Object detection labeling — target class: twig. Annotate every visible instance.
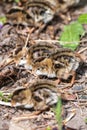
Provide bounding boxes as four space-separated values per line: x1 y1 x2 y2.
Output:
0 58 14 70
25 27 35 47
13 106 49 122
13 111 41 122
35 39 60 43
13 115 39 122
63 109 76 125
0 100 49 122
35 39 87 44
78 47 87 54
27 69 38 78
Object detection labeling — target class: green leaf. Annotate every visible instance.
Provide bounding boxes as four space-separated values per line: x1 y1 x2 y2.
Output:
46 126 51 130
0 16 7 24
60 21 85 50
78 14 87 24
85 118 87 124
0 91 4 97
0 91 12 102
14 0 20 3
0 91 6 101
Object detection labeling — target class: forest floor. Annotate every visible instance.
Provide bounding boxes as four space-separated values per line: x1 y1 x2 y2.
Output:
0 1 87 130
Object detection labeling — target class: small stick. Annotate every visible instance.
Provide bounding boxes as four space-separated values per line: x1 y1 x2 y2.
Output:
13 106 49 122
0 59 14 70
78 47 87 54
25 27 35 47
35 39 87 44
13 111 41 122
63 109 76 125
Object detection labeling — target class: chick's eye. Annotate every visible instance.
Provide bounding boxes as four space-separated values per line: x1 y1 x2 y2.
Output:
54 64 62 69
40 10 45 15
34 96 42 102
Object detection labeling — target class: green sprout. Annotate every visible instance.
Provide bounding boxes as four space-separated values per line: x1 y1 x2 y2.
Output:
14 0 20 3
85 118 87 124
0 91 12 102
54 97 62 130
46 126 51 130
0 16 7 24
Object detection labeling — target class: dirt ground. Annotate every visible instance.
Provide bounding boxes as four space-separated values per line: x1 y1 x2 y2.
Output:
0 1 87 130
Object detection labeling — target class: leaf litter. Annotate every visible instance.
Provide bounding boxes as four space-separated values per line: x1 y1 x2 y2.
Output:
0 1 87 130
